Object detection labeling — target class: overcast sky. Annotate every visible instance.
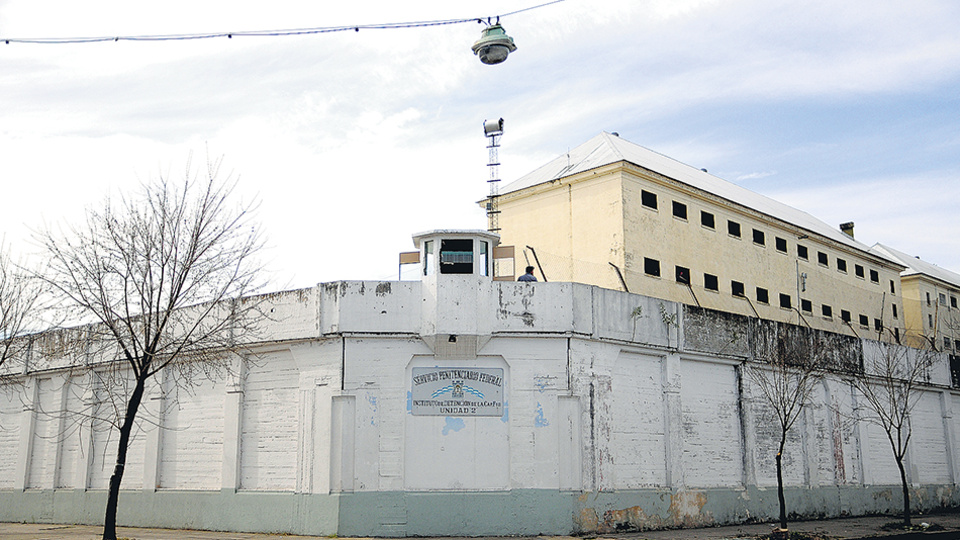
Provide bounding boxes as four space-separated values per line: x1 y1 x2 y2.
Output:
2 0 959 289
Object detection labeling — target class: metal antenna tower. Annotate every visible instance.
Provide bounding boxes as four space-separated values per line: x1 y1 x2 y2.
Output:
483 118 504 233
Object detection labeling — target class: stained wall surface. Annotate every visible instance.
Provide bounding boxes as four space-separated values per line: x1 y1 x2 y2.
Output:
0 279 958 536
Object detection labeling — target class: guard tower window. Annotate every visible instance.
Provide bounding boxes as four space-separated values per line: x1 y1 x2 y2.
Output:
676 266 690 285
644 257 661 277
424 240 435 275
479 241 489 276
641 190 658 210
672 201 687 220
439 239 474 274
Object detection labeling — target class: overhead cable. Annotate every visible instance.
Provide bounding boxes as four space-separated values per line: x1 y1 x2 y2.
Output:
1 0 564 45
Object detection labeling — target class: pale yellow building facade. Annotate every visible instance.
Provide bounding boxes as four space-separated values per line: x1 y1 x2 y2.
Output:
874 243 960 354
494 132 905 341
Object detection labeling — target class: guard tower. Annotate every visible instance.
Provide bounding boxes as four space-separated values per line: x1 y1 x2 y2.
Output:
410 229 502 343
412 229 500 278
400 230 516 281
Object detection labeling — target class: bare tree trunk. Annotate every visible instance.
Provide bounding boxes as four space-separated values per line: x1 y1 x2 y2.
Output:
896 456 911 527
102 375 146 540
776 434 787 530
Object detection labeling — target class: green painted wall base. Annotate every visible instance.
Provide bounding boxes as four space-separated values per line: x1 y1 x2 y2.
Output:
1 484 957 536
0 489 338 536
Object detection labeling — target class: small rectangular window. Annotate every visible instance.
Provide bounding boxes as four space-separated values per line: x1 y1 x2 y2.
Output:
641 190 658 210
775 237 787 253
672 201 687 220
675 266 690 284
701 211 715 229
891 280 897 295
752 229 765 246
797 245 808 260
822 305 833 318
841 310 851 322
756 287 769 304
945 337 952 350
859 314 869 327
875 318 883 332
732 281 745 297
801 299 812 313
940 293 948 305
929 314 934 327
870 269 879 283
927 292 932 306
779 293 791 309
952 296 958 309
837 258 847 272
892 304 898 319
855 265 865 278
644 257 661 277
818 251 828 266
704 273 718 291
955 339 960 351
728 220 741 238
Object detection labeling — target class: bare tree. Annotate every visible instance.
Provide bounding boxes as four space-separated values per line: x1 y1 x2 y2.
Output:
744 323 828 533
846 340 938 528
35 156 265 540
0 242 41 377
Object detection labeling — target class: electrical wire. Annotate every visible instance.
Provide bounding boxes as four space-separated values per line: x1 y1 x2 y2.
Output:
1 0 565 45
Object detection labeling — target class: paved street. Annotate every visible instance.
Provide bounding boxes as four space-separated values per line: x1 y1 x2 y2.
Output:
3 512 960 540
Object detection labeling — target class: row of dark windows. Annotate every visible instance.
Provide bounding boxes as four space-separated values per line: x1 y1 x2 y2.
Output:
640 189 894 293
643 256 894 332
927 291 960 309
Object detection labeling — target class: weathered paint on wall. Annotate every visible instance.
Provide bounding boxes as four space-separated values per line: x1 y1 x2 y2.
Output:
1 265 958 536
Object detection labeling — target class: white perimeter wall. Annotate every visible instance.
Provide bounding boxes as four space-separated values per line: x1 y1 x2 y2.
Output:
1 281 959 532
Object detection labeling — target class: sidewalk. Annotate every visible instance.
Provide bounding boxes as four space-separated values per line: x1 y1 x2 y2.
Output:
3 513 960 540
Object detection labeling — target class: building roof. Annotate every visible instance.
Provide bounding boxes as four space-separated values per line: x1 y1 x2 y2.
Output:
500 132 902 268
872 243 960 289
